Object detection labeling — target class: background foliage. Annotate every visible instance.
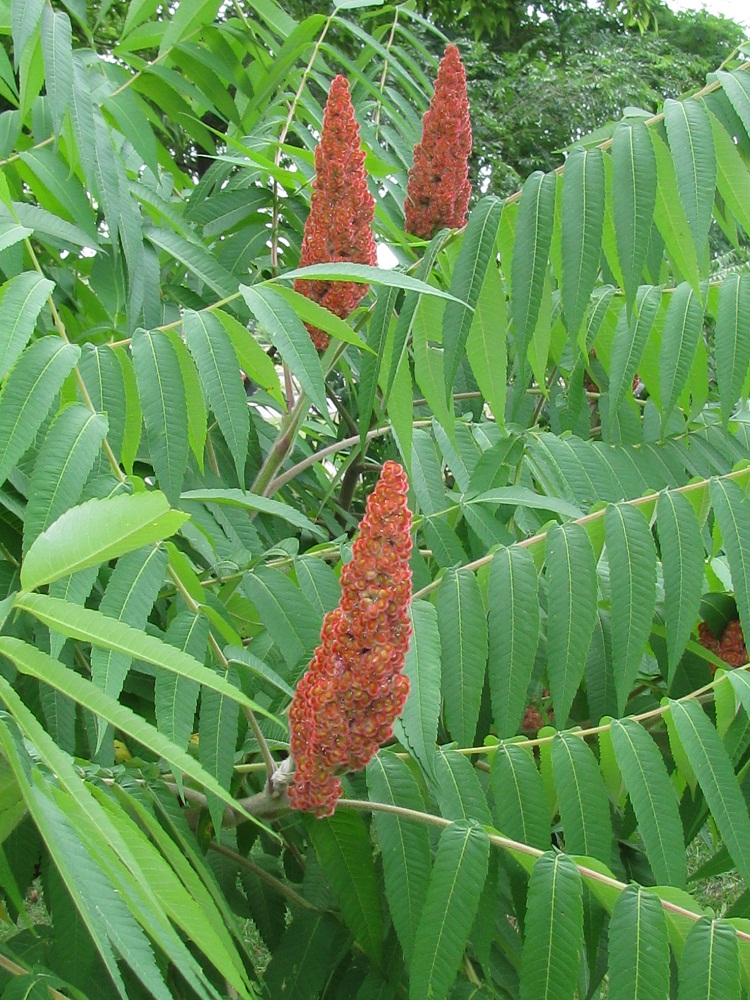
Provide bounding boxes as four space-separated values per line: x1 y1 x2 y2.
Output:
2 0 750 998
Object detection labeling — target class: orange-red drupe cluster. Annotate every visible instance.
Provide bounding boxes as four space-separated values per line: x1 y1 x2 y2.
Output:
698 619 748 670
294 75 376 350
288 461 413 817
405 45 472 239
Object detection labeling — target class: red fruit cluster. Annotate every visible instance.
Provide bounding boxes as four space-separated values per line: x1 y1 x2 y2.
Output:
698 619 748 670
288 461 413 817
294 76 377 350
405 45 472 239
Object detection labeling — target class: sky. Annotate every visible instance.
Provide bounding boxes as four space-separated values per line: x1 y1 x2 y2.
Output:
668 0 749 28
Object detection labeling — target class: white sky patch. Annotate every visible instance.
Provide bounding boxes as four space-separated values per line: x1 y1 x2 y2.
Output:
667 0 749 28
376 242 399 269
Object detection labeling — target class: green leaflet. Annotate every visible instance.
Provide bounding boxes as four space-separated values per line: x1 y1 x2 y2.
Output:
278 261 466 303
0 336 80 490
487 545 540 738
607 886 670 1000
710 478 750 644
155 611 206 749
651 131 701 295
23 405 107 555
307 810 383 966
465 259 507 424
545 522 598 725
242 566 320 670
491 744 549 851
131 328 190 504
432 749 493 826
393 600 441 780
717 70 750 149
77 343 127 467
519 851 583 1000
670 700 750 888
413 294 454 436
21 492 188 591
677 919 741 1000
162 326 208 473
358 284 398 450
0 639 270 828
183 309 250 484
710 109 750 241
612 119 657 312
181 487 324 539
213 307 283 404
409 822 490 1000
610 720 686 887
145 226 237 300
604 504 657 712
663 97 716 260
91 546 168 751
0 271 55 379
551 733 613 866
560 146 605 342
607 284 661 426
656 490 705 677
240 284 327 416
659 282 705 421
366 752 432 965
40 5 73 135
442 195 503 395
511 170 556 365
715 273 750 426
199 667 240 835
271 283 371 350
437 568 487 748
12 592 278 725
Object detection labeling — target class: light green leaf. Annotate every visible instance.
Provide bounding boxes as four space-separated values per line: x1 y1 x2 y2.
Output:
0 638 269 828
659 282 705 420
0 272 55 380
307 810 383 966
608 886 670 1000
545 522 597 725
131 329 190 504
607 284 661 423
519 851 583 1000
432 748 493 826
561 146 605 341
551 732 613 865
465 259 507 423
715 274 750 425
242 566 320 669
612 119 657 311
657 490 705 676
605 504 657 712
23 405 107 555
144 226 237 300
155 611 207 749
611 719 686 886
409 822 490 1000
393 601 441 780
487 545 540 738
442 195 503 394
13 592 278 729
21 492 187 591
366 751 431 964
718 71 750 145
491 744 549 850
200 668 241 835
437 569 487 747
511 170 556 363
40 5 73 135
651 130 701 294
663 98 716 259
270 283 371 350
11 0 44 65
710 109 750 241
710 478 750 646
183 310 249 483
278 262 466 303
670 699 750 888
0 337 80 490
240 284 327 415
181 488 324 539
677 919 741 1000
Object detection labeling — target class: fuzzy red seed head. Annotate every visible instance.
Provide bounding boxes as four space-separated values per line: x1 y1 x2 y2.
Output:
405 45 472 240
288 461 413 817
293 75 377 350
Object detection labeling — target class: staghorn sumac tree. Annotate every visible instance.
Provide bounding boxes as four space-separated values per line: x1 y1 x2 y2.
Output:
2 2 750 999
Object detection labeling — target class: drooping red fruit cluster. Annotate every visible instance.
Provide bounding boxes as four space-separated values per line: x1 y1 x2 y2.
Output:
294 76 377 351
698 620 748 671
288 461 413 817
405 45 472 239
